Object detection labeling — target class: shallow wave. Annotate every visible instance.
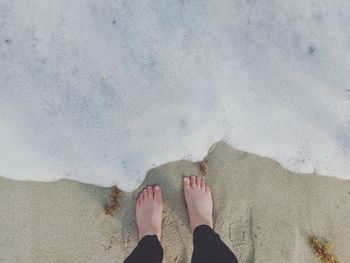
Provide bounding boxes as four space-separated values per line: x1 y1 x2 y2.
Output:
0 0 349 191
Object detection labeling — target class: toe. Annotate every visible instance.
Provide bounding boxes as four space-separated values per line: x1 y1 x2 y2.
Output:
139 192 144 201
147 186 153 198
154 185 162 201
183 177 190 187
143 188 148 199
137 195 142 205
196 176 201 187
190 176 196 187
201 179 206 189
205 185 212 194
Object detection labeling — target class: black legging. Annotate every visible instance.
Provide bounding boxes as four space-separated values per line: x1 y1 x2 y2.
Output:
124 224 238 263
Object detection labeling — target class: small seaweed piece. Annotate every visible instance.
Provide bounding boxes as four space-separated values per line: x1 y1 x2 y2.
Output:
102 244 112 251
104 185 121 216
199 159 208 176
309 235 338 263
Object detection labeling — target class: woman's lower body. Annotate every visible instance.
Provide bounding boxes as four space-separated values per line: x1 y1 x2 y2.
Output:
123 176 238 263
124 224 238 263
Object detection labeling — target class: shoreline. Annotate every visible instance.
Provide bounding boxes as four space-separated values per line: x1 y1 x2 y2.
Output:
1 142 349 262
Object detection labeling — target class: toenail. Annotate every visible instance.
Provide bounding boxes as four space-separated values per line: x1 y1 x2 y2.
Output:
154 185 160 190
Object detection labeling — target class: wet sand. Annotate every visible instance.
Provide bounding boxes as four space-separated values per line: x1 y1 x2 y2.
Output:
1 141 349 262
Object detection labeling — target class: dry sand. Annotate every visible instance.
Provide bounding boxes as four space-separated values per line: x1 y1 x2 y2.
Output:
0 141 349 262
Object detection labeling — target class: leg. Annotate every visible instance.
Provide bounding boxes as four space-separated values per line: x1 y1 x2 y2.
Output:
124 185 164 263
192 224 238 263
124 235 163 263
183 176 238 263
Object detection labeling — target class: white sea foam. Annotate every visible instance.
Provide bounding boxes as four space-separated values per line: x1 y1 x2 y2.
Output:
0 0 349 191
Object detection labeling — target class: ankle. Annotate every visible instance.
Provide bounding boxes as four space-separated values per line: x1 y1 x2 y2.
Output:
191 218 213 233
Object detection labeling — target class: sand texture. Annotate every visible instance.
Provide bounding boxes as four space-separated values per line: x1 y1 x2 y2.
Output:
0 141 349 262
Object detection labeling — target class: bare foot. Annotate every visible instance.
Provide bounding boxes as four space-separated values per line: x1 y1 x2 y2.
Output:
183 176 213 233
136 185 163 241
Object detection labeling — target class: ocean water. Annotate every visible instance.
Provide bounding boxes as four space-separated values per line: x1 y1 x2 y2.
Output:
0 0 349 191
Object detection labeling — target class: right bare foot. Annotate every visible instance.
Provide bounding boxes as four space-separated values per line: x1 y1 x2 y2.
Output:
183 175 213 233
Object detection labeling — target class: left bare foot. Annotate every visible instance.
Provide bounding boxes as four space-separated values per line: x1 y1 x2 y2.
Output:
136 185 163 241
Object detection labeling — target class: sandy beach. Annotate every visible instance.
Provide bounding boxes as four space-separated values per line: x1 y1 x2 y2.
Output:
1 141 349 262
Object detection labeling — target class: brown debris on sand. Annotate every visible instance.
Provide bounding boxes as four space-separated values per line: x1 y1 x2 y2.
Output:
104 185 121 216
309 235 338 263
199 159 208 176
